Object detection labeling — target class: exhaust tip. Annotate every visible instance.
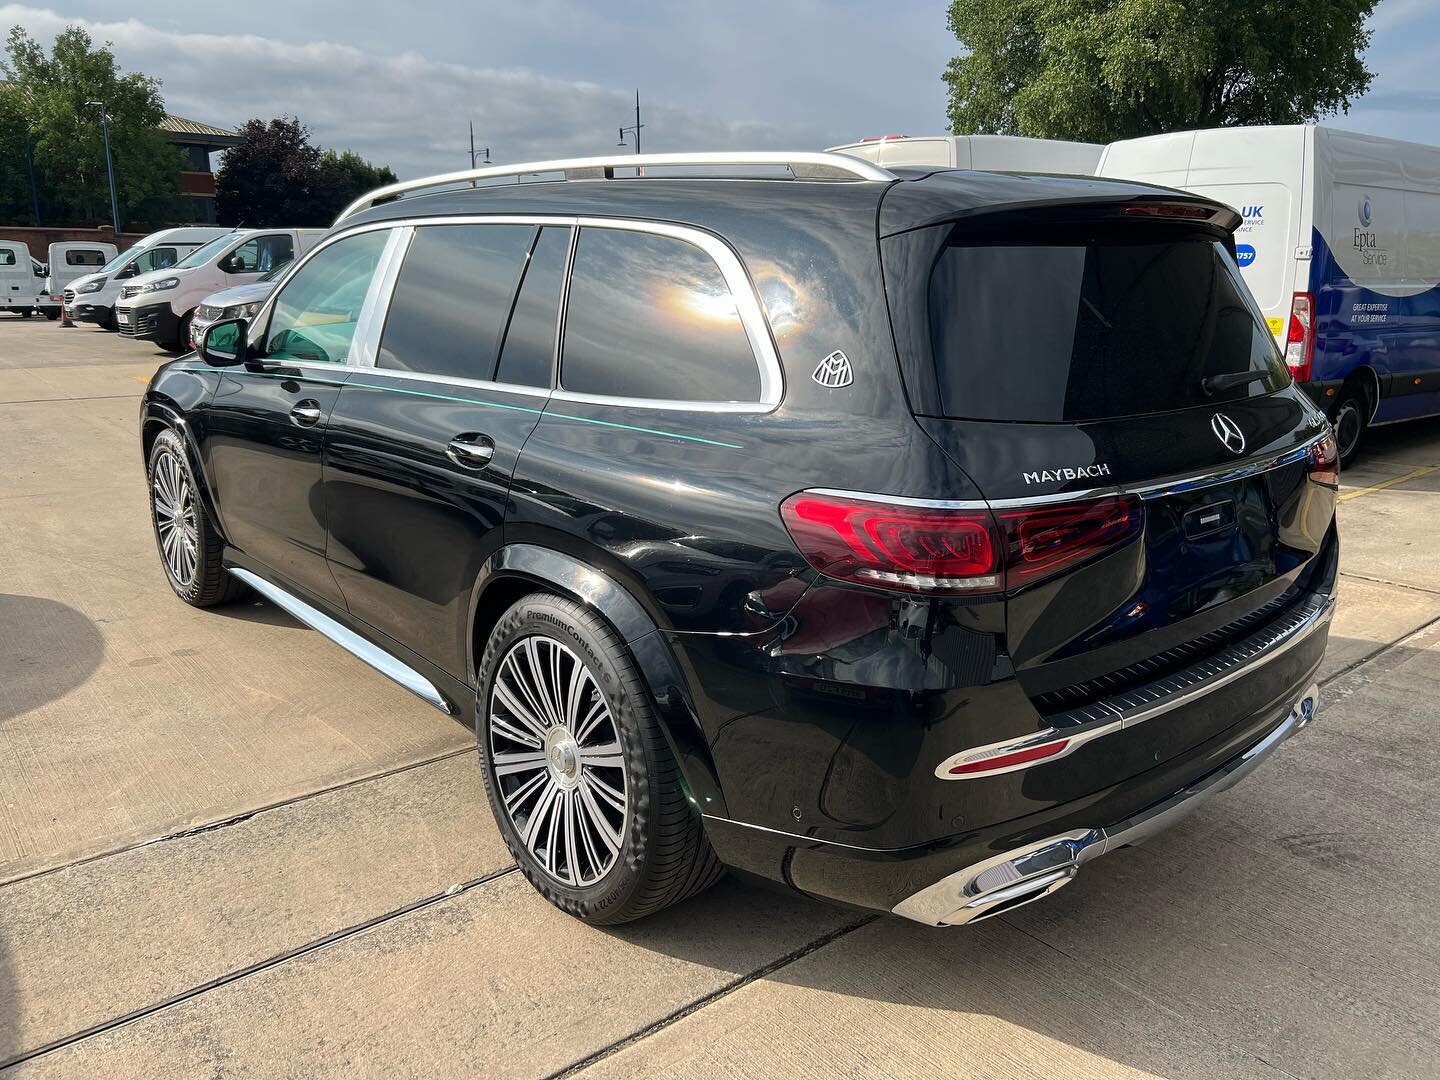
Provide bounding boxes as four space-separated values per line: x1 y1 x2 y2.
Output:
1294 683 1321 729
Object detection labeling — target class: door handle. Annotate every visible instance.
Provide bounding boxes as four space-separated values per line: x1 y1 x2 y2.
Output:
290 400 323 427
446 433 495 469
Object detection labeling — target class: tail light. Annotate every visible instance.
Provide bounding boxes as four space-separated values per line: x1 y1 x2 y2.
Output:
1308 432 1340 486
1285 292 1316 383
780 491 1142 595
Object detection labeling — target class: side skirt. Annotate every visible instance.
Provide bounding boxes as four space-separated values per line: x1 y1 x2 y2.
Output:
228 566 458 716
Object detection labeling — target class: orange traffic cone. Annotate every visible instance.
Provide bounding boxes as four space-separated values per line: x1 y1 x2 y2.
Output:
58 300 74 328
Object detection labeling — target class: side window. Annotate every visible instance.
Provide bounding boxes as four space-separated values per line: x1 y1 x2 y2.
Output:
378 223 534 380
561 228 760 402
223 239 260 273
263 230 390 364
495 226 570 387
0 249 14 266
66 249 107 266
137 247 179 273
258 235 294 271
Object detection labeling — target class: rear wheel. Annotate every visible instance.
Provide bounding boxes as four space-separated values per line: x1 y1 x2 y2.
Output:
147 428 244 607
477 594 722 924
20 308 32 318
1332 387 1368 468
175 309 195 350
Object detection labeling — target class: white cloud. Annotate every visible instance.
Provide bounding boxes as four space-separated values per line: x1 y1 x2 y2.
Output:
0 3 825 177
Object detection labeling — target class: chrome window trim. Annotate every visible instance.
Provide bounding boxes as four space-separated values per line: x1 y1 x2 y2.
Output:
341 364 552 400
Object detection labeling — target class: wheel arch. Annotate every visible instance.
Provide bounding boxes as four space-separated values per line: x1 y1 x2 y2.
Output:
468 543 727 817
1339 364 1382 424
141 400 228 546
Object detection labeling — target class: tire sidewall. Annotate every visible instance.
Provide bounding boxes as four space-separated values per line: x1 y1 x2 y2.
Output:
147 429 207 604
476 596 655 920
1333 392 1366 466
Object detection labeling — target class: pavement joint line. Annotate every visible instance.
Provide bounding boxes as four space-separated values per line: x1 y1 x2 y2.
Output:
0 393 145 405
546 913 878 1079
1318 608 1440 691
0 864 523 1072
1338 462 1440 502
1338 570 1440 596
0 744 478 891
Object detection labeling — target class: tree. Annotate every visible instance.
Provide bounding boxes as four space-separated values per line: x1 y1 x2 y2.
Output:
215 118 396 227
1 25 184 226
943 0 1379 143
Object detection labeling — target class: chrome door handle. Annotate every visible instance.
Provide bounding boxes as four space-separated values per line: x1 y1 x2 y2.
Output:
446 434 495 469
290 400 323 427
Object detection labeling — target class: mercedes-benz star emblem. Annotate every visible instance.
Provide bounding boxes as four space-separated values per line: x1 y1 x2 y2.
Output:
1211 412 1246 455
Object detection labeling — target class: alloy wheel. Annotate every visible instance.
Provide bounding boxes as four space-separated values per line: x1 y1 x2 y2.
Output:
488 634 628 887
152 450 199 587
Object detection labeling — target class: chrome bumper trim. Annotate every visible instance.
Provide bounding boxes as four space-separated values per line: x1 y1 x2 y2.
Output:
228 567 455 715
897 681 1321 926
935 589 1335 780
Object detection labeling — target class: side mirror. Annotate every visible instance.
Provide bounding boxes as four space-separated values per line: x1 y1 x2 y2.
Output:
198 318 249 366
117 263 137 279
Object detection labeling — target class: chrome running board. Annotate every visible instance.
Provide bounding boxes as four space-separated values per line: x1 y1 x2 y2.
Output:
228 567 455 715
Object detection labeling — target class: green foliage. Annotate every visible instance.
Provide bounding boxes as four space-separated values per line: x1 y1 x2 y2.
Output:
943 0 1380 142
1 24 186 226
215 118 397 227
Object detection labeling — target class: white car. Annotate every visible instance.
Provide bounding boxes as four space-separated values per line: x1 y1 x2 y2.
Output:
114 228 325 347
65 227 228 329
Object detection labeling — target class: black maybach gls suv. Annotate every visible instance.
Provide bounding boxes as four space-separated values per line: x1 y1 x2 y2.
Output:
140 152 1339 927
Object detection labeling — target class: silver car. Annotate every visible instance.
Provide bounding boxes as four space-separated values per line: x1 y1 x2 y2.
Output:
187 259 292 349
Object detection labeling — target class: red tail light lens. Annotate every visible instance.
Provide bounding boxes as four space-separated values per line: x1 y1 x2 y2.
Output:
780 492 1143 594
779 493 1001 594
1308 432 1340 486
1285 292 1315 383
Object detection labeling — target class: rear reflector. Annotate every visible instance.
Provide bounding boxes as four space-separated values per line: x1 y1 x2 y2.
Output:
780 491 1142 595
944 738 1070 777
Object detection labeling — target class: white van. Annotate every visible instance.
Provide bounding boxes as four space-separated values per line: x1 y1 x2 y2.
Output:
0 240 53 318
115 228 326 347
827 134 1104 174
64 227 229 329
43 241 118 298
1097 125 1440 463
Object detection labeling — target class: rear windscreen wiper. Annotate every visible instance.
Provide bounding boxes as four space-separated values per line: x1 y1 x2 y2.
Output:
1202 369 1272 396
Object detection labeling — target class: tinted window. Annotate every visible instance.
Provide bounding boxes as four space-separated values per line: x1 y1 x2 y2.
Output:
928 238 1288 422
561 229 760 402
495 226 569 387
379 224 534 380
65 249 107 266
264 230 389 364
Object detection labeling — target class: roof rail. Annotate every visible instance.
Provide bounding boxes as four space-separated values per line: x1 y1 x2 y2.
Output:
334 151 897 223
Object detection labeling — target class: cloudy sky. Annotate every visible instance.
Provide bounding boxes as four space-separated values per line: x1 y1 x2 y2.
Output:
3 1 1437 179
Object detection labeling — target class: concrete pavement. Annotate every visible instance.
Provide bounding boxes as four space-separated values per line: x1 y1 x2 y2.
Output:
2 314 1438 1078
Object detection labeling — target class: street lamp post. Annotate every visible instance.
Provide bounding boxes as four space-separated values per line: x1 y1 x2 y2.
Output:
468 121 491 169
85 100 121 236
617 90 643 155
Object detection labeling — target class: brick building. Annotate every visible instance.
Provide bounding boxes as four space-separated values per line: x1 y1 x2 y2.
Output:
160 114 243 224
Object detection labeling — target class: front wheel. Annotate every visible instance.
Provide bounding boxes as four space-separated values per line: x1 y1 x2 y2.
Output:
175 309 195 350
147 428 245 607
1332 388 1368 468
477 594 723 924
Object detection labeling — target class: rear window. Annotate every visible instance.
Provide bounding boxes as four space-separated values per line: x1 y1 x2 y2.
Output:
928 237 1288 422
65 249 107 266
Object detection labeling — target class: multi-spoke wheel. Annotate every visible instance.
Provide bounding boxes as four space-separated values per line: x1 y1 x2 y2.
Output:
477 593 724 924
146 428 245 607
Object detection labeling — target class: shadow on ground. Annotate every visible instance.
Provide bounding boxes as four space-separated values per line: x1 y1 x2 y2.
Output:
0 594 106 1064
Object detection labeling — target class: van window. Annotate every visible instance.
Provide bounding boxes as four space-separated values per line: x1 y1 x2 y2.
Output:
378 224 534 380
495 226 570 387
927 236 1289 422
561 228 760 402
65 249 107 267
263 230 390 364
0 250 14 266
134 247 179 273
225 235 294 274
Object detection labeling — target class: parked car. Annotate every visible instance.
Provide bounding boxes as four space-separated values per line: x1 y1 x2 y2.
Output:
0 240 52 318
65 227 229 329
186 258 293 349
1099 125 1440 465
116 228 324 347
141 151 1339 929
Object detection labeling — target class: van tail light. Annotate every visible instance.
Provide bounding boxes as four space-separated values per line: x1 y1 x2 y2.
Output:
1307 432 1340 486
1285 292 1316 383
780 492 1142 595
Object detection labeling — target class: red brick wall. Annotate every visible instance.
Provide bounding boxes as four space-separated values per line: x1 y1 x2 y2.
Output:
0 225 150 257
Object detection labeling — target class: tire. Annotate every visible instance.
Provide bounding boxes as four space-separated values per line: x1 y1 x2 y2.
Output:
175 310 195 350
20 309 33 318
477 593 723 924
1332 387 1368 468
147 428 245 607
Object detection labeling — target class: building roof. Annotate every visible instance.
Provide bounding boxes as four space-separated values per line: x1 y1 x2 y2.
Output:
160 114 243 147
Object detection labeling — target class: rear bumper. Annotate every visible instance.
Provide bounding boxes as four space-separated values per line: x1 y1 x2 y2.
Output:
894 681 1319 925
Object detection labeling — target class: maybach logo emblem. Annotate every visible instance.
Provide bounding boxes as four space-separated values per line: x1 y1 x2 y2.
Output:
812 350 853 388
1022 463 1112 485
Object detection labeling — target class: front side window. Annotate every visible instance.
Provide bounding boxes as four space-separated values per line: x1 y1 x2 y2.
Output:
65 249 107 267
263 230 390 364
135 247 179 273
224 235 294 274
561 228 760 403
378 223 534 380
